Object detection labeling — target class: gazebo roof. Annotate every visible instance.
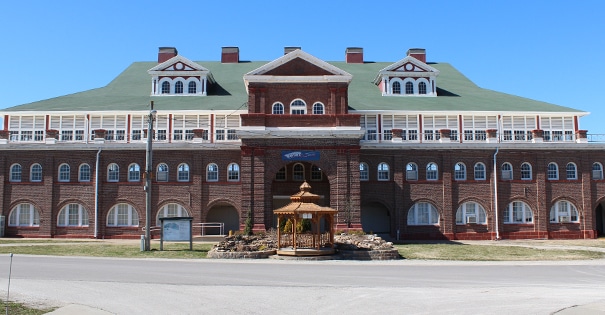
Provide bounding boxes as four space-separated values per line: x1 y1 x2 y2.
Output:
273 181 337 215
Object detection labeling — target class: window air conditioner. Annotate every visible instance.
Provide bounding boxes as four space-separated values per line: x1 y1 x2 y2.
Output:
592 170 602 180
157 172 168 182
501 171 512 180
559 216 571 223
466 216 477 224
407 171 418 180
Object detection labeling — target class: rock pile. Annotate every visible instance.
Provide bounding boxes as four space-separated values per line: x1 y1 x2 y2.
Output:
334 234 395 251
212 233 277 252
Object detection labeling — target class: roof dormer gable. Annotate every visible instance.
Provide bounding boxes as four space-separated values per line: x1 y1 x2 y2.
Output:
374 50 440 97
243 49 352 89
376 55 440 78
148 55 211 76
148 54 215 96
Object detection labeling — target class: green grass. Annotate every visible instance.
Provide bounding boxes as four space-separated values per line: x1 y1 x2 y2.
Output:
0 300 55 315
395 243 605 261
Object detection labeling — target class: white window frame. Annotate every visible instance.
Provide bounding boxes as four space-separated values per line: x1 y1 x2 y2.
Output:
426 162 438 181
566 162 577 180
592 162 604 180
128 163 140 182
407 202 439 225
377 162 390 181
455 202 487 225
107 203 140 227
58 163 70 182
293 163 305 181
207 163 219 182
520 162 532 180
501 163 513 180
30 163 42 182
8 203 40 227
79 164 91 182
156 203 189 226
359 163 369 181
548 162 559 180
178 163 190 182
312 102 324 115
406 163 418 181
454 162 466 181
57 203 89 227
272 102 284 114
228 163 240 182
290 99 307 115
156 163 169 182
549 200 579 223
10 163 22 182
474 163 486 180
107 163 119 182
503 201 533 224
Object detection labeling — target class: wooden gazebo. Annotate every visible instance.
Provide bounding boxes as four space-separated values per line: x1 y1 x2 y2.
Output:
274 181 337 256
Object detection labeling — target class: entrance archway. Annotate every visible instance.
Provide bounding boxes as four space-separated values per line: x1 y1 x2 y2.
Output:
361 202 391 234
206 205 239 235
596 204 605 236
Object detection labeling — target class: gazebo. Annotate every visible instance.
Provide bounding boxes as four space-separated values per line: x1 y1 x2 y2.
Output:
274 181 337 256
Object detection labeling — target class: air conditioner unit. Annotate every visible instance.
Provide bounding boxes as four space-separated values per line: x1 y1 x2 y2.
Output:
156 172 168 182
407 171 418 180
593 170 603 180
466 216 477 224
501 171 512 180
559 216 571 223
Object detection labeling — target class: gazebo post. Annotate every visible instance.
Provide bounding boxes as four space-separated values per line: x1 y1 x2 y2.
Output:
277 215 281 248
293 216 297 250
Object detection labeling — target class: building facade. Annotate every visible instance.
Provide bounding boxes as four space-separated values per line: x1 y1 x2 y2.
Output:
2 46 605 240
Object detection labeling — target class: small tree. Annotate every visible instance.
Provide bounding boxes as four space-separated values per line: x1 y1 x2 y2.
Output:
243 208 253 236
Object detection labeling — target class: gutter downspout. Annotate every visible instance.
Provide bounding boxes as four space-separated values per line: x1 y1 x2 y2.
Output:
94 148 102 239
493 147 500 240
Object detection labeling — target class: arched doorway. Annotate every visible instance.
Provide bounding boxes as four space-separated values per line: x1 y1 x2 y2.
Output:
206 205 239 235
596 203 605 236
361 202 391 234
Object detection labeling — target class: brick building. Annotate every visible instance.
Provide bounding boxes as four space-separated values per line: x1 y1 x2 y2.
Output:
2 46 605 240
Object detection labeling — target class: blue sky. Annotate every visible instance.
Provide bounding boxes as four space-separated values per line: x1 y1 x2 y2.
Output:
2 1 604 133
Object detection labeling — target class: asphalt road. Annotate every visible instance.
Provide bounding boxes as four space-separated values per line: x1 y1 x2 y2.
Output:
1 255 605 314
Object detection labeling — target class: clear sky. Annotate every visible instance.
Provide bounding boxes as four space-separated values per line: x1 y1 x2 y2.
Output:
2 1 604 133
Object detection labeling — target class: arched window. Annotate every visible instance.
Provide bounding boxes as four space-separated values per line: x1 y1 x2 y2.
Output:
474 163 486 180
178 163 190 182
454 162 466 180
8 203 40 227
406 163 418 181
566 162 577 180
550 200 579 223
359 163 369 181
228 163 240 181
57 203 89 227
312 102 324 115
392 81 401 94
377 162 390 181
521 162 532 180
175 81 184 94
272 102 284 114
188 81 196 94
58 163 70 182
30 163 42 182
593 162 604 180
456 202 487 224
548 162 559 180
290 99 306 115
107 203 139 227
156 163 169 182
107 163 119 182
501 162 513 180
503 201 533 224
407 202 439 225
207 163 218 182
10 164 22 182
426 162 438 180
405 81 414 94
419 82 427 95
79 164 91 182
156 203 189 226
128 163 140 182
275 167 286 181
311 165 322 181
161 81 170 94
293 163 304 181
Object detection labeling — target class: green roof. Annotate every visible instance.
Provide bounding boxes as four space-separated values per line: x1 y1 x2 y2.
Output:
3 60 585 114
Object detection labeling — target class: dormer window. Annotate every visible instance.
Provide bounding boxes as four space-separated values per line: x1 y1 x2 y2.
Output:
419 82 427 94
188 82 196 94
375 48 439 97
405 81 414 94
175 81 183 94
392 81 401 94
161 81 170 94
148 50 215 96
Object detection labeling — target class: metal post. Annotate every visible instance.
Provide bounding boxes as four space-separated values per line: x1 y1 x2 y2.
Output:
145 101 156 251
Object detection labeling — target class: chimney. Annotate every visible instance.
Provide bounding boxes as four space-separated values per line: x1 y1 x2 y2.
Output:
158 47 178 63
284 46 301 55
345 47 363 64
221 47 240 63
407 48 426 63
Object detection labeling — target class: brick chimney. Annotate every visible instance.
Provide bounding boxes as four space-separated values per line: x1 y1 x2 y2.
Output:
158 47 178 63
284 46 301 55
345 47 363 63
407 48 426 63
221 47 240 63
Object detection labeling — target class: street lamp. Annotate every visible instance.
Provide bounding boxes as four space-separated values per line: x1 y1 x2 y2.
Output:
144 102 156 251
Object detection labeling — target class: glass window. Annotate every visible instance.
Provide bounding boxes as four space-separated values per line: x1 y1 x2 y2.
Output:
156 163 169 182
312 103 324 115
8 203 40 226
377 162 390 181
128 163 140 182
177 163 190 182
30 163 42 182
79 164 91 182
521 162 532 180
359 163 369 181
290 99 306 115
407 202 439 225
501 163 513 180
107 203 139 227
107 163 119 182
474 163 486 180
419 82 427 94
161 81 170 94
406 163 418 181
207 163 218 182
156 203 189 226
503 201 533 224
228 163 240 181
566 163 577 180
175 81 184 94
188 81 196 94
275 167 286 181
405 81 414 94
392 81 401 94
293 163 304 181
548 162 559 180
455 202 487 224
58 164 70 182
311 165 322 181
593 163 603 180
272 103 284 115
550 200 579 223
454 163 466 180
57 203 89 227
427 163 438 180
10 164 22 182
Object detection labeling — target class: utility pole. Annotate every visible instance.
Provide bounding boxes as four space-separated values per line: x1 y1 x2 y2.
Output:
145 101 156 251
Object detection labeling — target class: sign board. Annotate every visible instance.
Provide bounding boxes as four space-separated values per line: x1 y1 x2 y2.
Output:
281 150 320 161
159 217 193 250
